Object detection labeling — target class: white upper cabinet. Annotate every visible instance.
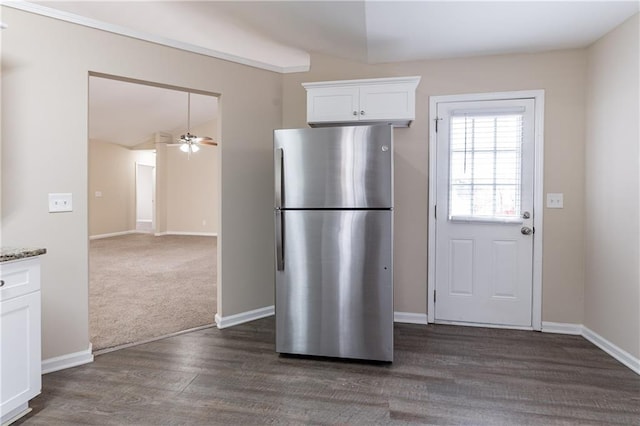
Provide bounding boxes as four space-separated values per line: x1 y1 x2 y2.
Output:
303 76 421 127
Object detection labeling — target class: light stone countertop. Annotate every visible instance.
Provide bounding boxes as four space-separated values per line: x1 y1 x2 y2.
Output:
0 247 47 263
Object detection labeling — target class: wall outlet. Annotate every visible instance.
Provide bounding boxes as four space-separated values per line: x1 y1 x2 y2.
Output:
546 193 564 209
49 193 73 212
95 191 102 198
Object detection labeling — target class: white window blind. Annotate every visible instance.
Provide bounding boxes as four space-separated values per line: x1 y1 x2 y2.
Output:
448 109 524 221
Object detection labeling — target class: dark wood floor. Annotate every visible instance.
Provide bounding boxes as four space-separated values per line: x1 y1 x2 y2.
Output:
17 317 640 425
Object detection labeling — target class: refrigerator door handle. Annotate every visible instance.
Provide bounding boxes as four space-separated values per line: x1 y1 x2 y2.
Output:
275 210 284 270
275 148 284 208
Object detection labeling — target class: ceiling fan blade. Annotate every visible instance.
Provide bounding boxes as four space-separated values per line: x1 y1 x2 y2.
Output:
191 135 218 145
166 141 217 147
196 140 218 146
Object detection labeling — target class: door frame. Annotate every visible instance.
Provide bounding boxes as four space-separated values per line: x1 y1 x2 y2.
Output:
427 90 545 330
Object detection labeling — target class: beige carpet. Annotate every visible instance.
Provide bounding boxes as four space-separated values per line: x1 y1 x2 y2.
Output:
89 233 216 351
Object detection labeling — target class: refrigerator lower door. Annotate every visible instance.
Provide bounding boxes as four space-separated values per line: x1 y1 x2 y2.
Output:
275 209 393 362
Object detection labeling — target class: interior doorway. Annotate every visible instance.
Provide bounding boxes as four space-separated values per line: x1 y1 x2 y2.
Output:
136 162 155 233
88 73 221 352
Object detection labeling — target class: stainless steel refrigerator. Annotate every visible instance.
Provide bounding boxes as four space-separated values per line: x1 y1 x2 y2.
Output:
274 125 393 362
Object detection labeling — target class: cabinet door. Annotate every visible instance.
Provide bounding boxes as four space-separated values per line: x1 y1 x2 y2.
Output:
0 292 41 417
307 86 359 124
359 83 415 122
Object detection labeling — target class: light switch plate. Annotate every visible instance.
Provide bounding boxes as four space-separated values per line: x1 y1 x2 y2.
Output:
49 193 73 212
546 193 563 209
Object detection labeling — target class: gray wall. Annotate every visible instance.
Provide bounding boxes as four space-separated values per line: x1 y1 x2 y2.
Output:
283 49 587 323
585 14 639 359
1 7 280 359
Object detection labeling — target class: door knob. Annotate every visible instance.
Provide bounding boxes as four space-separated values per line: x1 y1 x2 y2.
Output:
521 226 533 235
522 211 531 219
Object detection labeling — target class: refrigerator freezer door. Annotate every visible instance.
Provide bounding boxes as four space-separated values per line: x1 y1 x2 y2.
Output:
275 209 393 361
274 125 393 209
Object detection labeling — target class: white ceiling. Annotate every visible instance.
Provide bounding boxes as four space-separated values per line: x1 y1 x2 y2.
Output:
27 1 640 68
209 1 639 64
19 1 638 147
89 77 218 147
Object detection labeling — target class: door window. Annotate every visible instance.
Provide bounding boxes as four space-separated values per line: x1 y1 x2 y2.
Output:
448 109 524 222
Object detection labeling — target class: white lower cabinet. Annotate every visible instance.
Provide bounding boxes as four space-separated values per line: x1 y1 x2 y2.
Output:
0 257 42 425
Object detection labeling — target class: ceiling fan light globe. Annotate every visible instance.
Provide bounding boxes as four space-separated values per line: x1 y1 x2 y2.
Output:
191 144 200 153
180 143 190 153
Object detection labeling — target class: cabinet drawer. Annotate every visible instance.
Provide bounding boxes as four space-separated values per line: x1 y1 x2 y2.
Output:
0 258 41 301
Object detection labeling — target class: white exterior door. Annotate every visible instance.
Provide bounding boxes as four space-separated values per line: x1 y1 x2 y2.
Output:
435 98 536 327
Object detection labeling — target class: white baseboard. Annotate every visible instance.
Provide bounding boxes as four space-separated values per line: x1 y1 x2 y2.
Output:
541 322 639 375
214 307 428 329
154 232 217 237
215 305 275 329
541 321 583 335
394 311 428 325
89 230 136 240
42 344 94 374
582 326 640 375
1 403 31 425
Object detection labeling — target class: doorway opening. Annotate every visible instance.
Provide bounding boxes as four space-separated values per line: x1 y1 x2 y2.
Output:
88 73 221 352
136 162 155 233
427 90 545 330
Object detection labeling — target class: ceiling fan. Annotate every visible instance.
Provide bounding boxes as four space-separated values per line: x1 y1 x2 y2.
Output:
167 92 217 154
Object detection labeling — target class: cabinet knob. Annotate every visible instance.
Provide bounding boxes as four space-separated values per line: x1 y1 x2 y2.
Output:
360 110 365 116
352 111 358 116
0 280 4 287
